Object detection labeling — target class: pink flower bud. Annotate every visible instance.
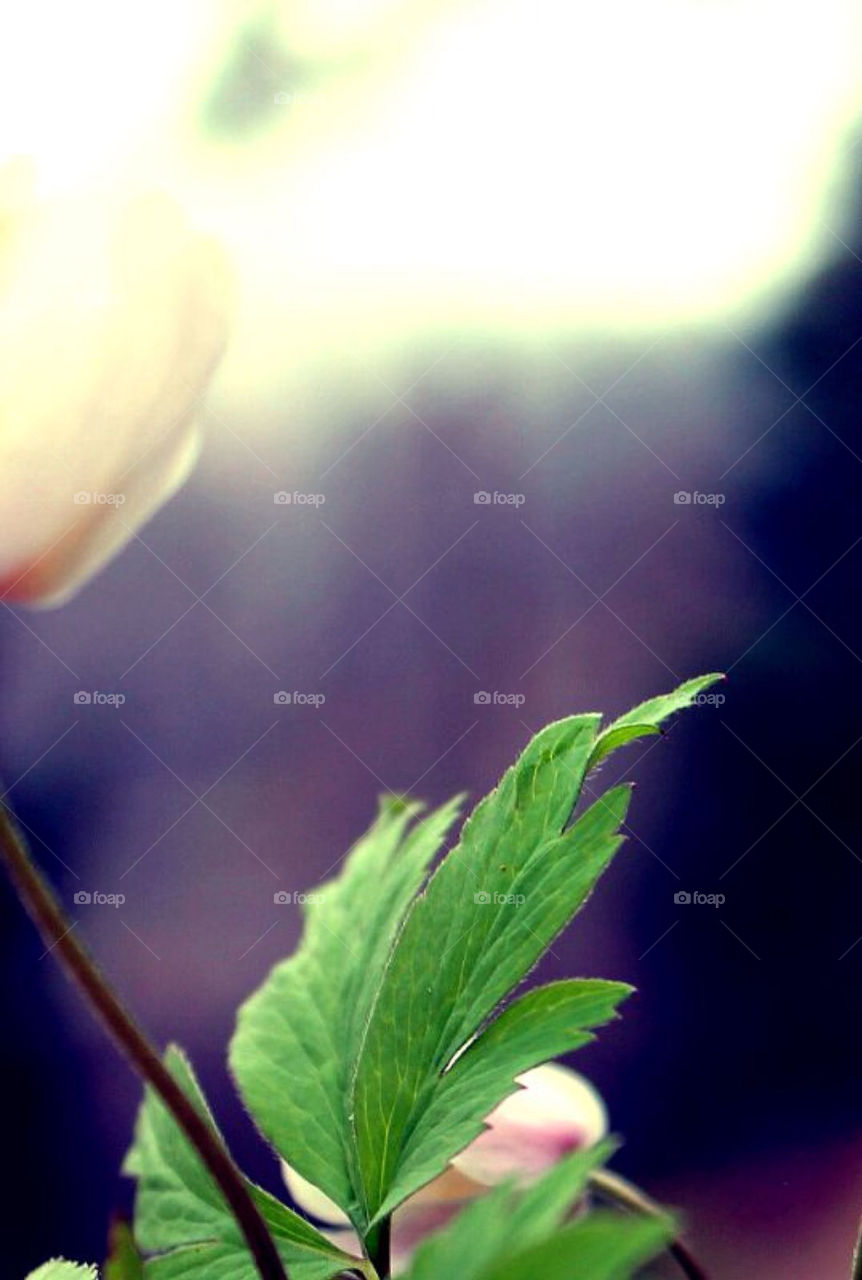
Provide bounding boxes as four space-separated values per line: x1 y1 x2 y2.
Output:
451 1063 607 1186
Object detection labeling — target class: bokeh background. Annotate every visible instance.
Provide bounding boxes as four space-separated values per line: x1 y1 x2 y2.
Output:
3 2 862 1275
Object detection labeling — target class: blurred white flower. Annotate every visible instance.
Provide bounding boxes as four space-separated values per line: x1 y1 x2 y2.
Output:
0 157 231 607
282 1062 607 1270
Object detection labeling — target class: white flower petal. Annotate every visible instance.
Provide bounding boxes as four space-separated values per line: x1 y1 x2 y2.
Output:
11 420 202 608
0 165 231 606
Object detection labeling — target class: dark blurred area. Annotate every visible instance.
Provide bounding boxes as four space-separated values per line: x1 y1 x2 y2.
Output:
5 155 862 1280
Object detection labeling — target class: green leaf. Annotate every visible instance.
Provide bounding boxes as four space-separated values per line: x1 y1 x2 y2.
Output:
124 1046 363 1280
352 764 631 1227
502 1139 618 1241
403 1187 514 1280
405 1141 616 1280
230 797 463 1223
231 678 712 1245
587 673 724 772
383 980 631 1217
105 1221 143 1280
477 1211 673 1280
142 1240 362 1280
404 1143 672 1279
586 724 660 770
26 1266 98 1280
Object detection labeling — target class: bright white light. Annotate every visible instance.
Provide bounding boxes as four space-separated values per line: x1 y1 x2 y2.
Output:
271 0 862 324
0 2 217 194
271 0 416 58
3 0 862 390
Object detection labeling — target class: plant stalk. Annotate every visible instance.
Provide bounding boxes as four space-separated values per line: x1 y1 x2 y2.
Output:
0 805 288 1280
589 1168 708 1280
366 1218 392 1280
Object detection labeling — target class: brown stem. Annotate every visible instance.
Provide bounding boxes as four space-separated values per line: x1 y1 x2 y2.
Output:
589 1168 708 1280
0 805 288 1280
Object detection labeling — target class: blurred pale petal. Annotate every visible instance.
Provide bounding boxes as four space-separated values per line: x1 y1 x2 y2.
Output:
280 1159 351 1227
0 162 232 606
450 1063 607 1186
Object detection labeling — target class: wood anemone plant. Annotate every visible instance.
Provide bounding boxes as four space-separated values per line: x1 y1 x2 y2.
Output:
4 676 724 1280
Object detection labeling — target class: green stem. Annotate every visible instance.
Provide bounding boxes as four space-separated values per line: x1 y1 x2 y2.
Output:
365 1218 392 1280
589 1168 708 1280
0 805 288 1280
